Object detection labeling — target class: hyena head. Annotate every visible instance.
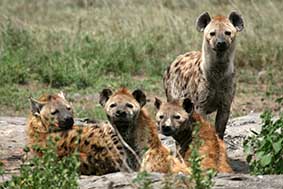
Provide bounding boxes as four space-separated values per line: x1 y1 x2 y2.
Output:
99 88 146 137
154 97 194 137
29 92 74 130
196 11 244 53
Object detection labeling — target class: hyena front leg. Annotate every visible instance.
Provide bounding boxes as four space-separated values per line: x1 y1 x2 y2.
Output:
215 104 231 139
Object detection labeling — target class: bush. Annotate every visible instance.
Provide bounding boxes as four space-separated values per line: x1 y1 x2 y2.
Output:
244 106 283 175
1 138 80 189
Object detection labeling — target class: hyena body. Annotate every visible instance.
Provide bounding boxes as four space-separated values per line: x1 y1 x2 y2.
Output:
27 93 131 175
100 88 189 174
163 12 244 138
154 98 233 173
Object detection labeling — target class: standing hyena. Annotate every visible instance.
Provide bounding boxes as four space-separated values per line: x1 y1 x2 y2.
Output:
163 11 244 139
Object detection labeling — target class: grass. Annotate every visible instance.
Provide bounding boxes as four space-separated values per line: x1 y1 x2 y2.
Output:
0 0 282 119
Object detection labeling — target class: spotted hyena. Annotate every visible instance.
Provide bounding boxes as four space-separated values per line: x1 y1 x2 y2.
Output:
163 11 244 139
100 88 190 174
27 92 132 175
154 97 233 173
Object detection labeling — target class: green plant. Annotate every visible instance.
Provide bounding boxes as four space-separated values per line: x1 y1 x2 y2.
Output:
132 171 153 189
244 109 283 175
188 124 216 189
1 137 80 189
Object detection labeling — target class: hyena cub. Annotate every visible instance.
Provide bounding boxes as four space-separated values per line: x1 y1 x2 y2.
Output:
27 92 131 175
154 97 233 173
100 88 189 174
163 11 244 139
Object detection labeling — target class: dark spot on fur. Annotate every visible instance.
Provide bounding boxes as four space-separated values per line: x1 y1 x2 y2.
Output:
113 138 119 145
70 136 77 144
117 145 123 150
91 144 104 153
60 131 68 138
174 61 180 67
84 140 90 146
87 155 94 164
61 141 67 148
166 66 171 75
175 67 181 74
82 163 89 171
88 132 94 138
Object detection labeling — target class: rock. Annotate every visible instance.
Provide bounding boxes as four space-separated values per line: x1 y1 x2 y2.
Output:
1 114 283 188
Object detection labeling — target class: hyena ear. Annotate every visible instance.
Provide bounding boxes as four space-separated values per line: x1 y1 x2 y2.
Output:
132 89 146 107
57 91 66 100
182 98 194 114
29 97 45 116
154 97 162 110
228 11 244 32
196 12 211 32
99 88 113 107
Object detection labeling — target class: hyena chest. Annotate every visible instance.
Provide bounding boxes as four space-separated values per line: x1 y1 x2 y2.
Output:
194 75 235 114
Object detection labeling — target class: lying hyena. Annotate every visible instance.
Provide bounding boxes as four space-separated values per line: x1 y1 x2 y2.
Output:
154 97 233 173
163 11 244 139
27 92 133 175
100 88 190 174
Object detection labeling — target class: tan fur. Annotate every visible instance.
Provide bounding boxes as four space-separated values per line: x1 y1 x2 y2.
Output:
27 94 130 175
155 99 233 173
101 88 190 174
163 12 244 139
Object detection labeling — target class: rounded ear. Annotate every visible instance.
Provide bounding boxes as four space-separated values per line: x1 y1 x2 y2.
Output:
196 12 211 32
182 98 194 114
99 88 113 107
29 97 45 116
132 89 146 107
154 97 162 110
228 11 244 32
57 91 66 100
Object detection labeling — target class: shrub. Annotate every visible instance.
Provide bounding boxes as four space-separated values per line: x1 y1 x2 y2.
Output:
1 137 80 189
244 105 283 175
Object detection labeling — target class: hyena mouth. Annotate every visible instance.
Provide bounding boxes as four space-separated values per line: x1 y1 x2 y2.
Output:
112 120 131 135
161 126 175 136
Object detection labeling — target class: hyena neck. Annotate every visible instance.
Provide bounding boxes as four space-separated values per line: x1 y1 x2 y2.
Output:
173 120 193 157
30 115 49 133
112 121 137 152
201 41 236 82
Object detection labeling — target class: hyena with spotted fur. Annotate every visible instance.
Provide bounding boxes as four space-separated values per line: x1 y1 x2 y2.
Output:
27 92 132 175
163 11 244 139
154 97 233 173
100 88 190 174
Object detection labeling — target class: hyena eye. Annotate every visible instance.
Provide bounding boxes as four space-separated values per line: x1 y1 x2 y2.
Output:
51 109 59 115
159 115 164 119
210 31 216 36
126 103 134 109
173 115 181 120
225 31 231 36
110 103 117 108
66 106 72 111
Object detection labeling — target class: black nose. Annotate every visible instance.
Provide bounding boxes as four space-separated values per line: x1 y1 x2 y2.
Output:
60 117 74 129
216 41 227 50
162 125 173 136
115 110 127 118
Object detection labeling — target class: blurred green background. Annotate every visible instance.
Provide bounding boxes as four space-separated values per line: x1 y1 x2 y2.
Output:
0 0 282 118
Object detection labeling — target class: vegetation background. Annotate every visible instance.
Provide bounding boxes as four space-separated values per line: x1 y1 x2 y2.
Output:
0 0 282 119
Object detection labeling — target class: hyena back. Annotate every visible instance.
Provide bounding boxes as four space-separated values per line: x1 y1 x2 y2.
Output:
163 11 244 139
